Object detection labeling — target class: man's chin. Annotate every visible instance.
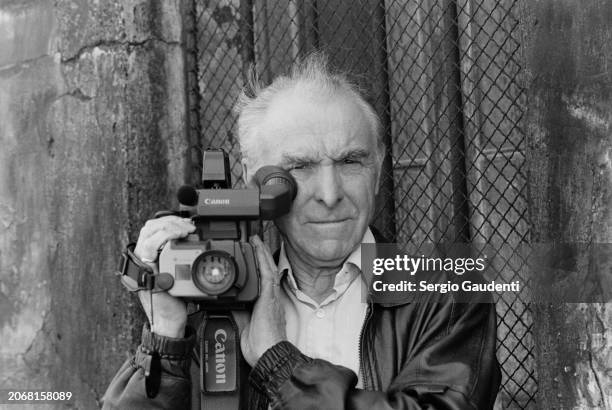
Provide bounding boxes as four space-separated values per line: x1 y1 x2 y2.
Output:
303 239 357 265
278 222 365 266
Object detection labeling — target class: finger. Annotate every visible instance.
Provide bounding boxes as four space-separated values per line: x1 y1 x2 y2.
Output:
138 290 152 320
146 227 188 252
240 326 249 343
259 239 277 275
165 219 196 236
250 236 278 285
233 311 251 334
138 217 194 245
255 248 276 290
136 225 192 260
136 228 179 260
139 218 167 240
140 216 179 235
240 327 253 365
139 216 194 239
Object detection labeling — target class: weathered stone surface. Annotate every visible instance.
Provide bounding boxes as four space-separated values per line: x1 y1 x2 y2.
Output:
0 1 55 69
521 0 612 407
0 0 188 408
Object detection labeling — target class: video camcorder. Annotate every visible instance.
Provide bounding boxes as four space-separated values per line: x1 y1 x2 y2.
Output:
156 149 296 307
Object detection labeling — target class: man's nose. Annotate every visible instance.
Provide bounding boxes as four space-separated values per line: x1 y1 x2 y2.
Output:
313 165 344 207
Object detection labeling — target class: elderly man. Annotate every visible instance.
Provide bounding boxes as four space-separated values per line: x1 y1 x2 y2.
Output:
103 55 500 409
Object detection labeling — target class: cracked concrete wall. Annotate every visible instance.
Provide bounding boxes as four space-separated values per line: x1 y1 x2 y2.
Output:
520 0 612 407
0 0 190 408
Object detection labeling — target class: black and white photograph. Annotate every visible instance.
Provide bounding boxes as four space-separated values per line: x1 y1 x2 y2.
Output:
0 0 610 409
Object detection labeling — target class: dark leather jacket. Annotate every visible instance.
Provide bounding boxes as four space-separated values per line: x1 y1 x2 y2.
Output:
102 234 501 409
102 292 500 409
247 291 500 409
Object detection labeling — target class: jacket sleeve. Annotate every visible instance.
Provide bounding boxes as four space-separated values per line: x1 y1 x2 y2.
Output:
249 300 500 410
101 325 195 410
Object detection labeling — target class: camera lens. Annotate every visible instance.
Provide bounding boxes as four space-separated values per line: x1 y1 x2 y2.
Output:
191 251 236 295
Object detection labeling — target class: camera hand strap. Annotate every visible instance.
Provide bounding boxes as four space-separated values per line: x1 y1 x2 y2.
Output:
198 311 241 410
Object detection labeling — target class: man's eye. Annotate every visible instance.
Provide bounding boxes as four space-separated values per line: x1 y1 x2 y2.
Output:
343 158 360 165
289 162 312 171
289 163 310 171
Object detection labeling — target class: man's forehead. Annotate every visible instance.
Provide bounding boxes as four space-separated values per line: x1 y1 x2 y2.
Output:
254 127 375 167
252 90 375 164
262 89 346 129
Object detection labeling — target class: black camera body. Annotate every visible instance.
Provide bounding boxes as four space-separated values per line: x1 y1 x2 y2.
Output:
158 149 296 306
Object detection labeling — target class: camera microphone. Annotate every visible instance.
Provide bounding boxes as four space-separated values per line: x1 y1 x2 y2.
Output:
177 185 198 206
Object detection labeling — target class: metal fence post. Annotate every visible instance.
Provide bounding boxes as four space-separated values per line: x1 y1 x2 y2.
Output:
373 0 397 242
442 0 471 243
240 0 255 82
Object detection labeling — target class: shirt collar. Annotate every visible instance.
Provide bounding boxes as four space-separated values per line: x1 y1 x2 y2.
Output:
277 228 376 293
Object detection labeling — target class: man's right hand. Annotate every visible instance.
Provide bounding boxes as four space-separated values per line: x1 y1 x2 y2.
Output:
133 215 196 338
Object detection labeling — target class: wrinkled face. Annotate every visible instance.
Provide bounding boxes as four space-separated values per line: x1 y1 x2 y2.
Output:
245 89 381 268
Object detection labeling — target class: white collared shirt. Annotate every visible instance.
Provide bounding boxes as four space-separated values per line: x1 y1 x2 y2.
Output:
276 229 374 387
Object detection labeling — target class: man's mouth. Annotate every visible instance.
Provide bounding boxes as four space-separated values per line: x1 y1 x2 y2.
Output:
308 218 351 224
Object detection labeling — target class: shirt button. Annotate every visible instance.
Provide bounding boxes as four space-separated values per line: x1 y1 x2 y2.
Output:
315 309 325 318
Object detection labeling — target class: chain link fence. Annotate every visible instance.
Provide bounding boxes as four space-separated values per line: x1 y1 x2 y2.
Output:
186 0 535 408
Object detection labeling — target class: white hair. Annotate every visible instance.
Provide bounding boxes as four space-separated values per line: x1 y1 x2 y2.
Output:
233 53 385 171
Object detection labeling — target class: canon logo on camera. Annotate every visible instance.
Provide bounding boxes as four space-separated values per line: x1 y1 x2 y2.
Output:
214 329 227 384
204 198 230 205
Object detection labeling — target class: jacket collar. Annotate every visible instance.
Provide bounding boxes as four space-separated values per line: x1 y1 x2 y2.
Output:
271 226 408 307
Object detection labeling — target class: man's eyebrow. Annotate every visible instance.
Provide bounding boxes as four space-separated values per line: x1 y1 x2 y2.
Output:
280 153 319 165
332 148 371 160
280 149 371 166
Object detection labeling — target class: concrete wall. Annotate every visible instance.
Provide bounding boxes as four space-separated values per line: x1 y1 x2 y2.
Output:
521 0 612 407
0 0 190 407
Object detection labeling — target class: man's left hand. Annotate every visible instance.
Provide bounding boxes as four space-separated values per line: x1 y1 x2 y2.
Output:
240 235 287 367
